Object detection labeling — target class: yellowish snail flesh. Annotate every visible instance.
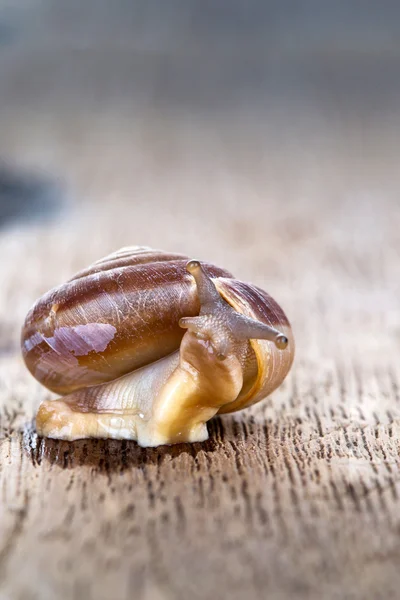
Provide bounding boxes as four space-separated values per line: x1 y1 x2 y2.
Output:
21 247 294 447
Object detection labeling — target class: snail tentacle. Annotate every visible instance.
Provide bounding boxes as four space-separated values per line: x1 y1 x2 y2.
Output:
180 261 288 358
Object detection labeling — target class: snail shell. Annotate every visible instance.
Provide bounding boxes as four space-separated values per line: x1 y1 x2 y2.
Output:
21 246 294 447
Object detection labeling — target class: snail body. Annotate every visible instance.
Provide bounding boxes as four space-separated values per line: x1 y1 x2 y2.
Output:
21 247 294 447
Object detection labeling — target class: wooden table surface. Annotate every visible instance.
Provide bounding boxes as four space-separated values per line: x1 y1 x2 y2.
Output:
0 3 400 599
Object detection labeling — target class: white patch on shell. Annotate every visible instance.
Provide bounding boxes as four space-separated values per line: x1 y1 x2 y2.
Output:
23 332 43 353
24 323 117 390
24 323 117 357
44 323 117 356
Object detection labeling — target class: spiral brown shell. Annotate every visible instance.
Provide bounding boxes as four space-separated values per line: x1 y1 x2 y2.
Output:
21 246 294 409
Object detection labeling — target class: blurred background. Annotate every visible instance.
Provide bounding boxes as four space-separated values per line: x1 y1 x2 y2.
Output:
0 0 399 371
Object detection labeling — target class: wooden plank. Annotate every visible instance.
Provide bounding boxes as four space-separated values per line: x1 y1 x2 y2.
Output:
1 162 399 598
1 3 400 598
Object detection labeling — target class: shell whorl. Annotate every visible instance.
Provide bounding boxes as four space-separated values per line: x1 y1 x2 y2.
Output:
21 247 231 395
216 279 294 413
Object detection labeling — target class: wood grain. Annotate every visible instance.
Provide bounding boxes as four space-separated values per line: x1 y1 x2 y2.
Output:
1 2 400 598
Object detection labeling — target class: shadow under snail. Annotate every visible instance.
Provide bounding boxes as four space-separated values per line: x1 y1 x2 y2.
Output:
21 247 294 447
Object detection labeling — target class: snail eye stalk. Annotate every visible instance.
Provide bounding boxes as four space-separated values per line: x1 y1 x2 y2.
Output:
180 260 290 358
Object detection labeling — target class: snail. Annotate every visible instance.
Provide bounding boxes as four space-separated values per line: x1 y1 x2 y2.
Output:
21 247 294 447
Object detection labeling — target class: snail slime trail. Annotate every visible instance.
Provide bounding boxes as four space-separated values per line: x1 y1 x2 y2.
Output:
21 246 294 447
